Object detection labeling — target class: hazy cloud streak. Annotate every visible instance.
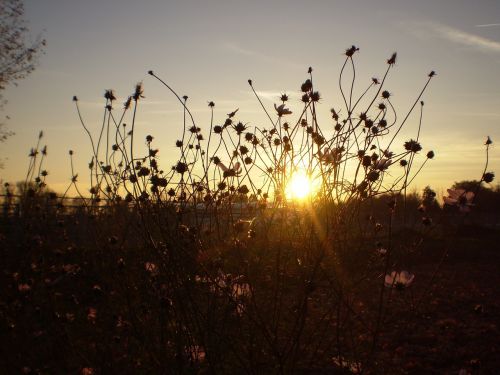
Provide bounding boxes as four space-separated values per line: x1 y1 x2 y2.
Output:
223 42 303 69
475 23 500 28
431 23 500 52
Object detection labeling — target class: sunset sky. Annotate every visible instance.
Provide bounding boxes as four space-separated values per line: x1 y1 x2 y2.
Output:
1 0 499 194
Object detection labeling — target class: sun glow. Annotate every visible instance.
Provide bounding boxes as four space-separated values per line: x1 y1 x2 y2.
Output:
285 170 314 201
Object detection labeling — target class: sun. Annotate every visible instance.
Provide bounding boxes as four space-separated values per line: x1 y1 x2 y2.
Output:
285 170 313 201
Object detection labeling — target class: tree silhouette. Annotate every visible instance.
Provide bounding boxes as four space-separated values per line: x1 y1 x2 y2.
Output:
0 0 45 165
0 0 45 103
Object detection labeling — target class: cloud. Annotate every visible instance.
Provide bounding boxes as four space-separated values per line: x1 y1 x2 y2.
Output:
430 23 500 53
223 42 303 69
475 23 500 28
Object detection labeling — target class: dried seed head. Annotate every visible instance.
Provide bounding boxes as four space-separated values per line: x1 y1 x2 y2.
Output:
310 91 321 102
104 89 117 101
301 79 312 93
124 96 132 109
227 108 239 118
404 139 422 153
345 45 359 57
234 122 246 134
133 82 144 101
483 172 495 183
175 162 188 174
387 52 397 66
238 185 249 194
330 108 339 121
367 170 380 182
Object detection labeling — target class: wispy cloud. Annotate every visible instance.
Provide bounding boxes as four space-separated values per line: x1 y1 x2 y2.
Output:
246 90 283 102
475 23 500 28
454 111 500 118
430 23 500 53
223 42 303 69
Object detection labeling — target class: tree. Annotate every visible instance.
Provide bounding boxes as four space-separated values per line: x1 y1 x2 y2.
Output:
0 0 46 103
0 0 45 165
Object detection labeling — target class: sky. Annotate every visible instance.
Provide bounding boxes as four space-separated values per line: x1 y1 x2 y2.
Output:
1 0 499 195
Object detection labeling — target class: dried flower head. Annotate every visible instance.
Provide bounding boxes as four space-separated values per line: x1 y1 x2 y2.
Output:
345 45 359 57
310 91 321 102
483 172 495 183
133 82 144 101
234 122 247 134
104 89 117 101
301 79 312 93
404 139 422 153
274 103 292 116
374 158 391 170
227 108 239 118
387 52 397 66
175 162 189 174
124 96 132 109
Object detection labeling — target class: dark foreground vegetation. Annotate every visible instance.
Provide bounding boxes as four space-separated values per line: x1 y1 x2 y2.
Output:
1 194 499 374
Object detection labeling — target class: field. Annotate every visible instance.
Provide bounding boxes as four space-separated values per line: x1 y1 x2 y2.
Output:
1 201 499 374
